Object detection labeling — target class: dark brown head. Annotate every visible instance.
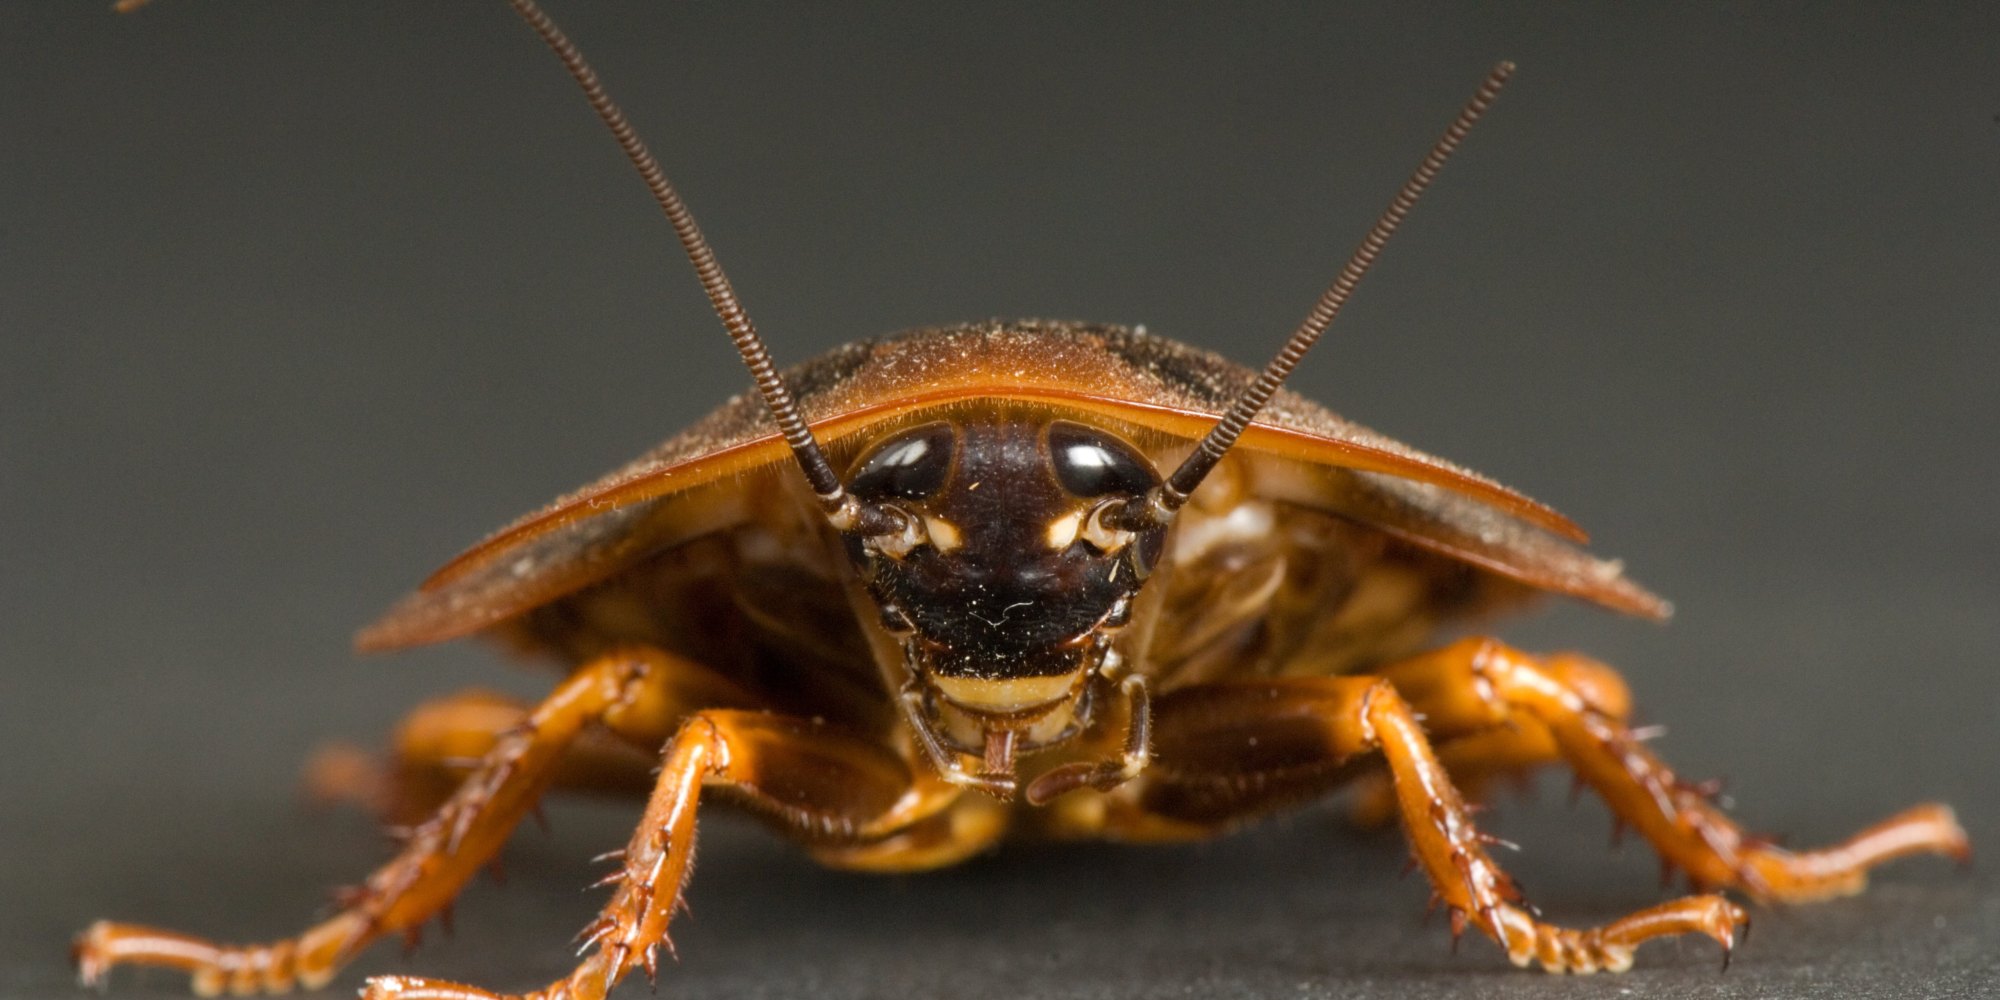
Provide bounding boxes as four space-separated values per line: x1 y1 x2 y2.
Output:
839 416 1167 764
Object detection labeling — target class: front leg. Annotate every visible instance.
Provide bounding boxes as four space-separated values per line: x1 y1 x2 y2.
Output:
74 646 743 995
360 710 972 1000
1135 677 1749 973
1379 638 1969 901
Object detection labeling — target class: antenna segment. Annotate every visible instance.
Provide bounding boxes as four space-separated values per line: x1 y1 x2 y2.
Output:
1162 62 1516 506
504 0 846 501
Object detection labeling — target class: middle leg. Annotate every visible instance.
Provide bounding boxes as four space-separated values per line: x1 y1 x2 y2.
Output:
360 710 986 1000
1129 675 1748 973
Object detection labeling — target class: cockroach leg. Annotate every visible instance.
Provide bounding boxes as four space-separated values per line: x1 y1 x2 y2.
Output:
75 646 746 996
1135 676 1747 973
304 688 675 827
1344 646 1635 827
362 711 932 1000
1346 723 1566 830
1378 638 1971 902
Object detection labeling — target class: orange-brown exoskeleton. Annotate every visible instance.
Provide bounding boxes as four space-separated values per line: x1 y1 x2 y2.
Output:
75 2 1971 997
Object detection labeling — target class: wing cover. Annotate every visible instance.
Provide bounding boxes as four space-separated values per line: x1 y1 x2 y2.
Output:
359 321 1664 652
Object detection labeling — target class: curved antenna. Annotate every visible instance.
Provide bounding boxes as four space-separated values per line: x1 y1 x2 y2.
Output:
1162 62 1516 508
505 0 846 502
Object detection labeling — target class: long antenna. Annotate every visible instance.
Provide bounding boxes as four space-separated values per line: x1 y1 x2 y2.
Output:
1162 62 1516 507
505 0 846 502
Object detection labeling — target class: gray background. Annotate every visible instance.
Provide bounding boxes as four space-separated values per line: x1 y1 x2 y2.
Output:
5 3 1997 998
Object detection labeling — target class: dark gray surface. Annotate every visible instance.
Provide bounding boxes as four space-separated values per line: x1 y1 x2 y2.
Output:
5 3 1997 998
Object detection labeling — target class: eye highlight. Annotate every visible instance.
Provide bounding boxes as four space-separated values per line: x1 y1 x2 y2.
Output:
849 422 954 501
1048 422 1157 498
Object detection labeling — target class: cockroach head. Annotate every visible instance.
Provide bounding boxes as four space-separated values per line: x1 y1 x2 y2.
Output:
497 0 1512 651
836 417 1168 708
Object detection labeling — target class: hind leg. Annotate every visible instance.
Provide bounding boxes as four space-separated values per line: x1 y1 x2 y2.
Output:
74 647 753 995
1377 638 1969 902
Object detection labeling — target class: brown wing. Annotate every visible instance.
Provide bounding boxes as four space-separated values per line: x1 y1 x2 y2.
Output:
1252 460 1667 619
359 320 1663 652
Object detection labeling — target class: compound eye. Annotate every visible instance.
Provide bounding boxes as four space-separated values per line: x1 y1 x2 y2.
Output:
1048 422 1158 498
849 422 954 501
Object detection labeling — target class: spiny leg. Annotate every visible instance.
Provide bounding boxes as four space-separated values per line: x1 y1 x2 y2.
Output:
306 640 764 828
1345 649 1632 828
74 646 753 996
1134 676 1748 973
1344 725 1565 829
1380 638 1970 902
304 688 698 828
359 710 953 1000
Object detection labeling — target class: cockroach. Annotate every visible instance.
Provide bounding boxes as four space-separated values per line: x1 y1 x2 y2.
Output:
75 1 1970 997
